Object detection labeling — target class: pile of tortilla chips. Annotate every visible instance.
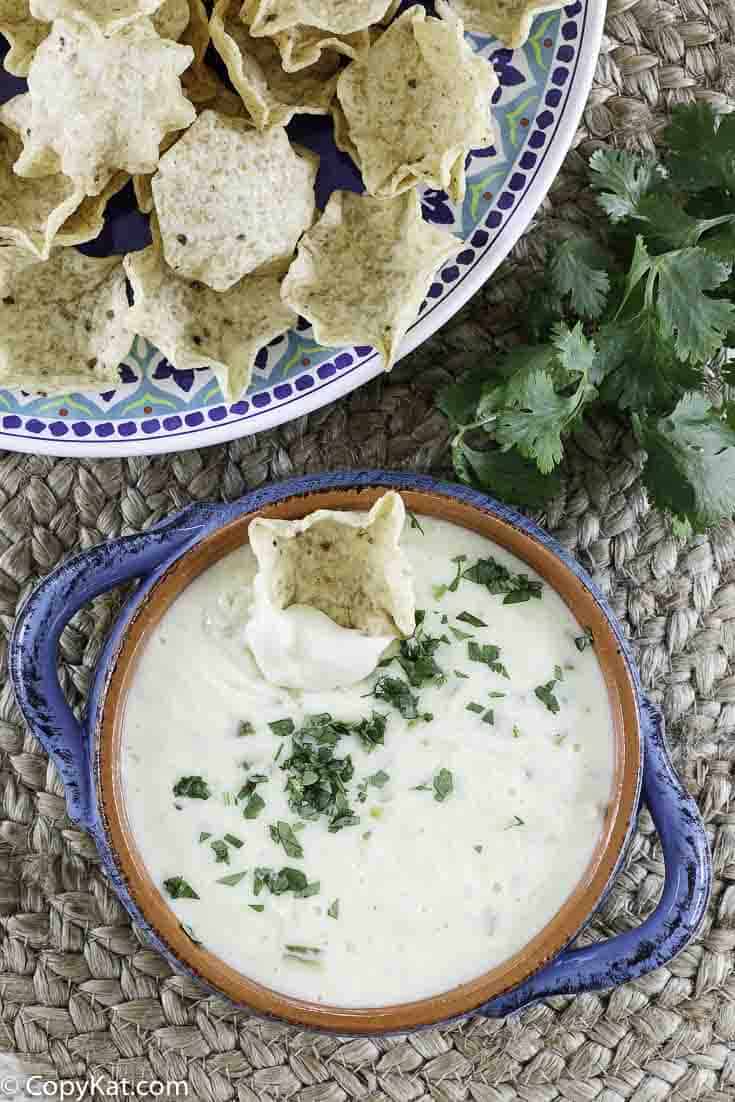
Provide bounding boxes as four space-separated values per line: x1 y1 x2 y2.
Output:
0 0 562 399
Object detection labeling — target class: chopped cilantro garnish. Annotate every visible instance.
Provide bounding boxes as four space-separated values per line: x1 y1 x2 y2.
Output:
243 792 265 820
210 840 230 864
367 769 389 788
217 871 247 887
535 671 562 714
466 702 484 714
269 718 295 737
415 768 454 802
352 711 387 751
457 611 487 627
433 555 468 599
238 721 255 737
328 899 340 919
506 815 526 830
381 619 446 688
450 626 473 642
462 557 543 604
433 768 454 802
224 834 243 848
164 876 198 900
482 709 495 726
454 669 469 679
252 868 319 899
198 832 212 843
281 723 358 830
173 776 210 800
371 675 421 719
269 821 304 860
407 511 424 533
574 628 595 652
237 773 268 801
467 641 509 678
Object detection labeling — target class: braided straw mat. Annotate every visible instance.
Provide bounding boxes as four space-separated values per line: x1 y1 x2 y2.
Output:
2 0 735 1098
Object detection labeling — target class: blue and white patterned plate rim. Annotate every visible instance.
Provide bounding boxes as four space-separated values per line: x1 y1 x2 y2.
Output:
0 1 604 457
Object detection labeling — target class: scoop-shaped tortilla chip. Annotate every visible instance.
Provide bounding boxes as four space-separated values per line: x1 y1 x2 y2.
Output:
14 18 195 194
337 3 496 202
0 121 129 256
281 189 459 371
124 223 297 400
212 0 339 129
445 0 563 47
1 122 85 258
0 0 48 75
249 491 416 637
29 0 163 31
152 110 317 291
0 249 131 392
247 0 393 36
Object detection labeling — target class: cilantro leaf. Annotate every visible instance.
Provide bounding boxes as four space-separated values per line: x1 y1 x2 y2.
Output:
270 821 304 860
496 368 593 474
172 776 210 800
633 194 735 253
618 237 735 364
664 102 735 193
596 313 700 413
436 368 489 427
452 442 561 509
433 769 454 803
640 394 735 530
164 877 199 900
589 148 667 222
650 248 735 364
549 238 611 319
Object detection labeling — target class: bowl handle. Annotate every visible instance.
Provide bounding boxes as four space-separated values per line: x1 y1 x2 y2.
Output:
478 698 711 1018
9 503 220 833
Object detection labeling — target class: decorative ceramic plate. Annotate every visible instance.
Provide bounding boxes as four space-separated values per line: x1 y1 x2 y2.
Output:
0 1 603 457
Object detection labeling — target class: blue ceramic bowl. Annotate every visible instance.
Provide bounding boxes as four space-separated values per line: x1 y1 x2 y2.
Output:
9 471 711 1032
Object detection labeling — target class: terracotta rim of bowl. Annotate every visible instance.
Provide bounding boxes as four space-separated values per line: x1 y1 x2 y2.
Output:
97 484 641 1033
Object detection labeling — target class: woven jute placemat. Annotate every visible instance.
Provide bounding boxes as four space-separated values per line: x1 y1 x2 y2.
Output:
1 1 735 1098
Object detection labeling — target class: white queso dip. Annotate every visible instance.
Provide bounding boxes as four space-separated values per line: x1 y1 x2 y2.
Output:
123 506 615 1006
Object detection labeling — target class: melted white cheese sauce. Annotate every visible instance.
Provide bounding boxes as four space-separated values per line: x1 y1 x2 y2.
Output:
123 515 615 1007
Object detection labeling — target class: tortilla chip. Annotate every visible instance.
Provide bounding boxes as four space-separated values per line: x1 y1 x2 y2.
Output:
212 0 339 129
0 0 48 76
0 249 131 392
124 222 297 400
247 0 394 37
273 25 369 72
0 122 83 257
152 109 317 291
445 0 563 47
29 0 163 31
13 18 195 194
58 170 130 244
153 0 189 38
177 0 214 100
0 121 128 256
0 244 39 293
337 4 496 202
248 491 416 637
281 189 459 371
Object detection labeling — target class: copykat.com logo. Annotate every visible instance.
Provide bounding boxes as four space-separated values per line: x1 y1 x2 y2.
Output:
0 1072 188 1100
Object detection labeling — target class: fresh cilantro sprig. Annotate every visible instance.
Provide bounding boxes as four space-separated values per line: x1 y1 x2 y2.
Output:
438 103 735 532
